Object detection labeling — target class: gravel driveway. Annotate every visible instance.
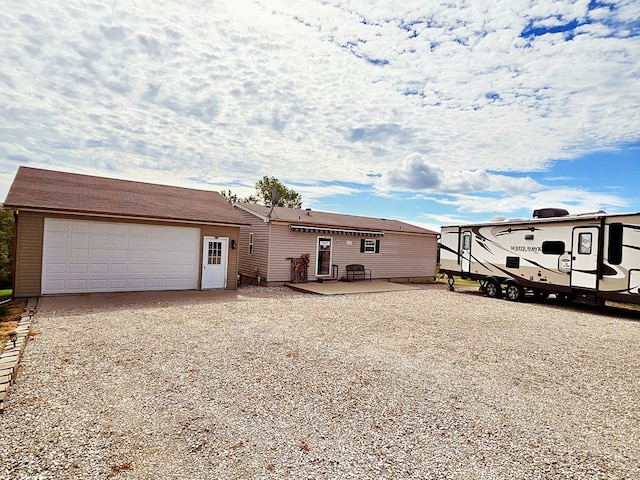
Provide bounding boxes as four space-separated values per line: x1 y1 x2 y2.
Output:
1 286 639 479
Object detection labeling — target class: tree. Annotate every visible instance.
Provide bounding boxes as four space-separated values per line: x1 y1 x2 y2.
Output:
220 189 239 204
249 176 302 208
0 206 14 289
222 177 302 208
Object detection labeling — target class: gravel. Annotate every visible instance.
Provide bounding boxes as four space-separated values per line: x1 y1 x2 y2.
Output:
1 286 639 479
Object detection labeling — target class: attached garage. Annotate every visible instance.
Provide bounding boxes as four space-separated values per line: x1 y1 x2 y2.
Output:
42 219 200 294
4 166 248 297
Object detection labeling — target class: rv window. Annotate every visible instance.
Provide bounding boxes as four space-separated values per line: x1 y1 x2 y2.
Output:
462 233 471 251
578 233 592 255
506 256 520 268
542 241 565 255
608 223 623 265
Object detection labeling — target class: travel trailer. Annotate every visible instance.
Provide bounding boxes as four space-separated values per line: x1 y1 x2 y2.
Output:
439 209 640 308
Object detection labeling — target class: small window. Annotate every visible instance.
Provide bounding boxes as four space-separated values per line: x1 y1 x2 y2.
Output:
506 256 520 268
462 232 471 251
608 223 623 265
364 239 376 253
578 232 592 255
542 241 565 255
248 233 254 255
360 238 380 254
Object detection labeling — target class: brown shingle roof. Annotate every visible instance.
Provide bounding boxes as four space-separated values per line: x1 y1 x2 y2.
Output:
4 166 248 225
236 203 437 235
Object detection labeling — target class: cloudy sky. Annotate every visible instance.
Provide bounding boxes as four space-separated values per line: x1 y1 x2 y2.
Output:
1 0 639 230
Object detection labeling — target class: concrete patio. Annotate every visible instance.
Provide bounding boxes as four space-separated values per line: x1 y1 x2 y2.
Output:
285 279 421 295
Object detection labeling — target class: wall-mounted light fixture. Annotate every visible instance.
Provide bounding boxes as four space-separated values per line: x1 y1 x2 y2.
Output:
231 239 237 249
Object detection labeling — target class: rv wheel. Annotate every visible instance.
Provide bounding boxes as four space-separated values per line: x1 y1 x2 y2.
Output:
485 279 502 299
505 282 524 301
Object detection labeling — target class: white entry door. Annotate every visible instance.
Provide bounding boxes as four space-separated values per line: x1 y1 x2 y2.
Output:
461 230 472 273
202 237 228 289
571 227 599 289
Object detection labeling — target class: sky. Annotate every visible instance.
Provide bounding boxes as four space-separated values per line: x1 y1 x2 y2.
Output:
1 0 639 232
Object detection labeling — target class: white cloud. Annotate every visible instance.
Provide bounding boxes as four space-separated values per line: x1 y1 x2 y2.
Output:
386 153 540 194
0 0 638 213
433 188 629 215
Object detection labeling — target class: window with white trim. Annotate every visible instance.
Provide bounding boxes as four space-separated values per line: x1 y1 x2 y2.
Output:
249 233 254 255
360 238 380 254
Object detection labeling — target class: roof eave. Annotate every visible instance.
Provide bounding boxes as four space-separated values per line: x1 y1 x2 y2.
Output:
12 207 249 227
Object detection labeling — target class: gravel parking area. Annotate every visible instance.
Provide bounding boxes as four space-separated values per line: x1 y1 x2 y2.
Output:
1 287 639 479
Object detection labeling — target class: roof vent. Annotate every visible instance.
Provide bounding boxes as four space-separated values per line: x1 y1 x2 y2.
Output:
306 208 311 215
533 208 569 219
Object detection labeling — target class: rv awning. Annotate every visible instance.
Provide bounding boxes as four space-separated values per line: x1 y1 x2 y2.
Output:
289 225 384 237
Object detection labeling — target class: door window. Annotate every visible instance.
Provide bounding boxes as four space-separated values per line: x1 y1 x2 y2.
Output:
462 232 471 250
317 237 332 275
208 241 222 265
578 232 592 255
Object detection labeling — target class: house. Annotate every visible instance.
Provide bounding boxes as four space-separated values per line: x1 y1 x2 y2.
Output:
234 203 438 285
3 166 248 297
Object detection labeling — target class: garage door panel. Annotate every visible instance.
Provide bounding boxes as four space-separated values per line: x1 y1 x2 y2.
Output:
68 264 88 274
110 236 129 247
68 222 90 233
110 249 129 260
68 279 89 290
111 264 128 274
90 264 109 274
42 219 200 294
91 223 111 234
90 235 110 247
69 234 89 246
130 250 147 260
47 232 68 245
90 249 109 259
130 237 148 248
70 249 89 260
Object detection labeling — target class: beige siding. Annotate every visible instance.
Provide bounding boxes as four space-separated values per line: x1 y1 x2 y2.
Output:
13 211 44 297
236 210 270 284
13 211 240 297
267 224 316 281
199 224 240 290
263 224 437 283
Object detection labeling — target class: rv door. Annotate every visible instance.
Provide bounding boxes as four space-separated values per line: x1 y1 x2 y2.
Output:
570 227 599 289
461 230 472 273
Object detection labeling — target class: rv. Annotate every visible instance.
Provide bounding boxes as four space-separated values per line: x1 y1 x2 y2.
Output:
439 209 640 308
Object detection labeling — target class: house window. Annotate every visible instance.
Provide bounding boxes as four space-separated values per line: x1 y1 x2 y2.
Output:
360 238 380 254
249 233 254 255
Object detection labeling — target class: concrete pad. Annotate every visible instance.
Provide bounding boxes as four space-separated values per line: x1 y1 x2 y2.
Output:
38 289 240 313
286 279 420 295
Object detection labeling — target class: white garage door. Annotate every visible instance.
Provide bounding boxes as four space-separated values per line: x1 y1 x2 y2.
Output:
42 219 200 294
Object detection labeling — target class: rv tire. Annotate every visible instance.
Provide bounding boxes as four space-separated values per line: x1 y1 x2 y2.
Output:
485 279 502 299
505 282 524 301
